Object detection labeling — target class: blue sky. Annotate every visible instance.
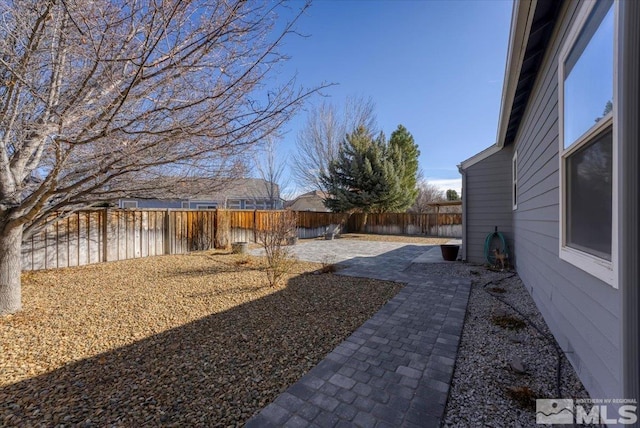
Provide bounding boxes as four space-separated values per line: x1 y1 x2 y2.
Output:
271 0 513 196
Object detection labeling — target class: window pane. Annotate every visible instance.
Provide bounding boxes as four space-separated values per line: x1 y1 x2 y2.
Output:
564 0 613 148
566 129 612 260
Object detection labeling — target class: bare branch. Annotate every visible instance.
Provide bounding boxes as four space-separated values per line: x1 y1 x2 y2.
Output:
291 94 377 192
0 0 326 235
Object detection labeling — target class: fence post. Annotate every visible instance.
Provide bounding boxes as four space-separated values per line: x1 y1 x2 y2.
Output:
213 209 218 249
102 209 108 262
253 209 257 243
164 210 171 255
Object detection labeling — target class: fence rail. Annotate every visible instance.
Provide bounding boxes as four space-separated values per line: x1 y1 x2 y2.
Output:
21 209 462 271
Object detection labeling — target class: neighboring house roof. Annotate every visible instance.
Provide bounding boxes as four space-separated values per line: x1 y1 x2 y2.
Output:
121 177 280 201
207 178 281 202
285 190 330 212
459 0 563 171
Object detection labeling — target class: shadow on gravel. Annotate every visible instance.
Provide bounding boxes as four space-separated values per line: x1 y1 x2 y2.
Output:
1 247 433 427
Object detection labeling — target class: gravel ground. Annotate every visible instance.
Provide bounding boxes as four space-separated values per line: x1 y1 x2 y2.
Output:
2 234 592 427
434 263 591 427
0 250 402 427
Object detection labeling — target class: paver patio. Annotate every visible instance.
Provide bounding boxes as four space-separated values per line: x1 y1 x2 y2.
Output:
247 240 471 427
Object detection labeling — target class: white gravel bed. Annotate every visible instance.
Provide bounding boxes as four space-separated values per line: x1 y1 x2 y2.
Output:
434 264 592 427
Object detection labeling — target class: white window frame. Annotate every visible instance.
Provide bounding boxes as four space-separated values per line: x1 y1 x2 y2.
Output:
558 0 619 287
512 150 518 210
121 200 138 209
195 202 217 210
227 199 241 209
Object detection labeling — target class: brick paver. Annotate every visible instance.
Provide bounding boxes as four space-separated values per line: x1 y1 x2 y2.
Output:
246 242 471 428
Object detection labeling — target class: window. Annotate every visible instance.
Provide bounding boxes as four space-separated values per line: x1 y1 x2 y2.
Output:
566 129 612 260
121 200 138 209
559 0 617 286
182 201 190 209
512 150 518 210
195 203 217 210
227 199 241 209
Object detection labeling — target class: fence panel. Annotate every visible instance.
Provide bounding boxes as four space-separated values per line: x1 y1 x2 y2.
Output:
20 208 463 271
227 210 255 243
295 211 346 238
346 212 460 238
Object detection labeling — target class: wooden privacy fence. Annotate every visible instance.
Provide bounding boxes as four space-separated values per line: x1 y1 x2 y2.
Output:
21 209 462 271
347 212 462 237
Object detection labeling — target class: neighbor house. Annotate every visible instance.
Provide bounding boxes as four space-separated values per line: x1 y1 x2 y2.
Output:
284 190 330 212
460 0 638 405
118 178 284 210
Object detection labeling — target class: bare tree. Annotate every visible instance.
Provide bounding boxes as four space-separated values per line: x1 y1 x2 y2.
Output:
256 210 297 287
253 136 288 209
290 95 377 192
0 0 326 315
409 182 444 213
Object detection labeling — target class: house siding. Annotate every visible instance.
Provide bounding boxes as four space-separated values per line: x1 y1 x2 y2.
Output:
512 0 621 399
619 0 640 404
463 144 514 264
121 199 183 209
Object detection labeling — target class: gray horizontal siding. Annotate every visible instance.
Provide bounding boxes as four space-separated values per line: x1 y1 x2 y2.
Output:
463 144 514 264
512 0 621 399
131 199 183 209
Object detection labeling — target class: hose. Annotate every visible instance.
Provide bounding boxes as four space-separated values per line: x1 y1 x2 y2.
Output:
484 229 508 265
482 273 563 398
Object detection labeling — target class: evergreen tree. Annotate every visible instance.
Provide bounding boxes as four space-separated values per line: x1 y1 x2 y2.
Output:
446 189 460 201
388 125 420 211
321 126 400 214
321 125 423 232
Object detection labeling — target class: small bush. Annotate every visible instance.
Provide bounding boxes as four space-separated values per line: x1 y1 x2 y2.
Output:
506 386 537 410
320 254 338 273
256 211 298 287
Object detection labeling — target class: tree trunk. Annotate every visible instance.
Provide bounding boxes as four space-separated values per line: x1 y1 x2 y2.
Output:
0 223 23 315
358 212 368 233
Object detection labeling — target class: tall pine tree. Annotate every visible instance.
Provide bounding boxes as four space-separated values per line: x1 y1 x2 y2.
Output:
321 124 420 228
387 125 420 211
321 126 399 214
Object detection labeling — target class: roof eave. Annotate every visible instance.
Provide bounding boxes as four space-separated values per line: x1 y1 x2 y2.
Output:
496 0 537 148
458 144 503 171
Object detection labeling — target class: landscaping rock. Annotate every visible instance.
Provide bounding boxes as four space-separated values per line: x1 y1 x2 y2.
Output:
0 250 402 427
508 333 527 344
509 357 526 374
441 266 591 427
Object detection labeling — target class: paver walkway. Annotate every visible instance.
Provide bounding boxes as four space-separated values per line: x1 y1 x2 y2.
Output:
247 241 471 427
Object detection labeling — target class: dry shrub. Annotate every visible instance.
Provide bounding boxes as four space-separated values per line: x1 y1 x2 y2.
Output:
320 254 338 273
492 314 526 330
505 386 537 410
256 211 298 287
